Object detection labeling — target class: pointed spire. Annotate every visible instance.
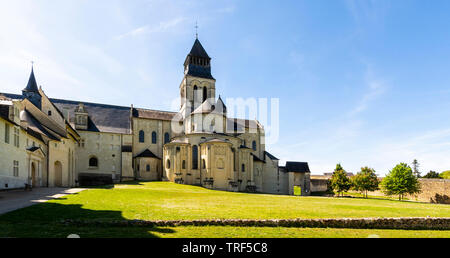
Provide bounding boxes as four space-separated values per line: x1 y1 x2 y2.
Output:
189 39 210 59
23 64 39 93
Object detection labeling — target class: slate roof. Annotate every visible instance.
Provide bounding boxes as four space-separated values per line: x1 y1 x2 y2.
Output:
186 64 215 80
26 146 40 152
50 98 132 134
252 153 266 163
23 68 39 93
0 104 10 122
285 162 311 173
133 108 177 121
185 39 215 80
135 149 160 159
264 151 279 161
189 39 210 59
22 110 61 141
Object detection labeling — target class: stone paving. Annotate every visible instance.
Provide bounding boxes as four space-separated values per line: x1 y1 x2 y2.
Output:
0 187 86 215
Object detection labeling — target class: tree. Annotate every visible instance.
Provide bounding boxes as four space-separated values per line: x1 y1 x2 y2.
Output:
412 159 421 178
351 167 379 198
423 171 442 179
330 164 352 197
441 171 450 179
381 163 421 201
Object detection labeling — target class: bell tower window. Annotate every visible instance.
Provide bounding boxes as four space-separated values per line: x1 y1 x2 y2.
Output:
203 87 207 102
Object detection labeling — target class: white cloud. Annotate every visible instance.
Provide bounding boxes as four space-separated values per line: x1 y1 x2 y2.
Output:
349 68 387 116
115 17 186 40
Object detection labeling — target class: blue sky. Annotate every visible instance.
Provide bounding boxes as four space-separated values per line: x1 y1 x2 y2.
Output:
1 0 450 175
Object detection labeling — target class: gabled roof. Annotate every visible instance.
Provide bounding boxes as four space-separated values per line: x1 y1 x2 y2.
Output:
51 98 132 134
133 108 177 121
192 97 227 115
189 39 210 59
0 104 11 123
285 162 311 173
135 149 160 159
252 153 266 163
22 110 61 141
264 151 279 161
23 67 39 93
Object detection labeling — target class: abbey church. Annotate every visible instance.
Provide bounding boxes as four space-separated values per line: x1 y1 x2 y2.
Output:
0 39 311 196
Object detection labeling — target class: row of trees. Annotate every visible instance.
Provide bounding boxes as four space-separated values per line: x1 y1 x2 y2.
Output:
330 163 421 201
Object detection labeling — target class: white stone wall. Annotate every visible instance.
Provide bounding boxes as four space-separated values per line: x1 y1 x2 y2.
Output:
75 131 122 179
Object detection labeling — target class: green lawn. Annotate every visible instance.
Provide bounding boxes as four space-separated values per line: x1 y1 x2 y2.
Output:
0 182 449 238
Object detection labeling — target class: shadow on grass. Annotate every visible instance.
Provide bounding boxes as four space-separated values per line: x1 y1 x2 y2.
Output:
0 202 175 238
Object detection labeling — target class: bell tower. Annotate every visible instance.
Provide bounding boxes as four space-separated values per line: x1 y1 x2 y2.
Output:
180 38 216 118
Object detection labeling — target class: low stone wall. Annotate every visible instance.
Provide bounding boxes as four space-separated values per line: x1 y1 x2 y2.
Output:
357 179 450 204
412 179 450 204
310 179 328 193
62 217 450 230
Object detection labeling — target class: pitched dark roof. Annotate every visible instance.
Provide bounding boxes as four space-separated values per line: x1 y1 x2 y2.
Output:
264 151 279 161
189 39 210 59
285 162 311 173
252 153 266 163
135 149 160 159
51 98 132 134
23 68 39 92
186 64 215 80
133 108 177 121
23 110 61 141
26 146 42 153
0 104 10 122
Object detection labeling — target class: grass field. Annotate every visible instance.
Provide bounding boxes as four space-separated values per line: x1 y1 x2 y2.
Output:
0 182 449 238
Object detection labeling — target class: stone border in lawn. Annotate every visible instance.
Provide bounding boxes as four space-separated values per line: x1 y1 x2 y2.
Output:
61 217 450 230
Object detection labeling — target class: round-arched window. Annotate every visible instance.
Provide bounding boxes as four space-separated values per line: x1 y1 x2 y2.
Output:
192 145 198 169
139 130 145 143
89 157 98 167
166 159 171 169
146 164 151 172
252 141 257 151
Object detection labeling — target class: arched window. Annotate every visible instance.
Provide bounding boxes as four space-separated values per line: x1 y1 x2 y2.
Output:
252 141 257 151
89 157 98 167
146 164 151 172
202 159 206 169
203 87 207 102
166 159 171 169
152 132 157 144
139 130 145 143
194 85 198 103
192 145 198 169
164 133 170 144
182 160 186 169
242 164 245 172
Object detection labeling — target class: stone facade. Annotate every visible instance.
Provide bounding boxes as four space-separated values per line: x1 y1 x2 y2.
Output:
0 39 311 196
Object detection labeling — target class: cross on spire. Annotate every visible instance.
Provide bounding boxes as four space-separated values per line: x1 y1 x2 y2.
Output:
195 21 198 39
